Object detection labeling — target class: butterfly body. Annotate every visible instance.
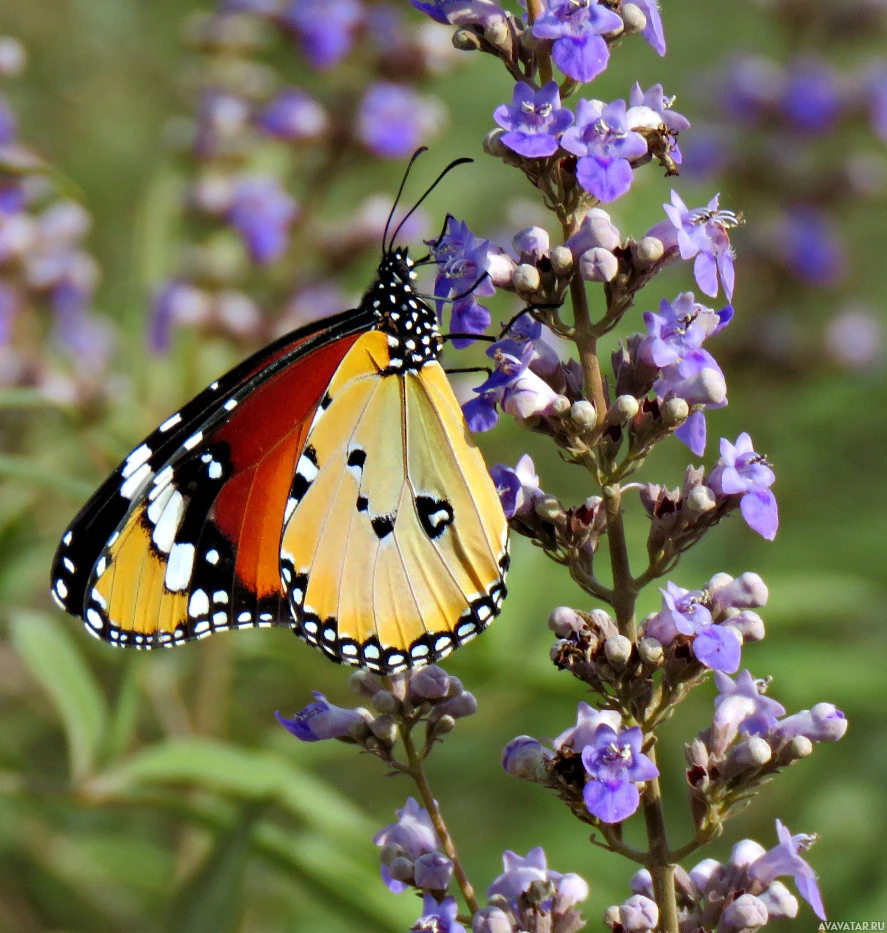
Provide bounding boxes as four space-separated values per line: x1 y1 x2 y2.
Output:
51 248 509 674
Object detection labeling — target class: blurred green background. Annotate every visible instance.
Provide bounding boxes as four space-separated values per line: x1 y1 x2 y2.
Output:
1 2 885 931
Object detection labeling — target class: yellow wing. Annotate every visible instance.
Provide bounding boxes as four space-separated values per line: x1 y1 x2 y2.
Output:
280 330 509 673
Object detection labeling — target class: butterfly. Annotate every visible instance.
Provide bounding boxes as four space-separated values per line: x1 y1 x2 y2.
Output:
50 153 509 675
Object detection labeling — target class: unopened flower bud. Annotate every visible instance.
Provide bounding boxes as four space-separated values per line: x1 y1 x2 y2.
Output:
571 399 596 426
681 368 728 406
579 246 618 282
350 669 383 698
786 735 814 760
513 262 541 293
369 715 398 744
410 665 450 700
604 634 632 666
549 606 586 636
438 691 478 719
725 736 772 775
551 394 571 415
473 906 514 933
372 690 401 715
621 3 647 33
729 839 767 870
617 894 659 932
720 893 768 932
777 703 847 743
685 485 717 513
484 20 510 49
535 494 565 522
482 127 508 156
427 714 456 741
414 851 454 891
711 572 769 611
550 244 573 275
630 868 653 897
638 636 663 666
604 905 622 930
379 842 405 865
662 397 690 426
725 610 765 642
634 236 664 265
502 735 550 781
757 881 799 920
513 226 550 259
452 27 483 51
388 855 415 883
689 858 722 894
610 394 640 422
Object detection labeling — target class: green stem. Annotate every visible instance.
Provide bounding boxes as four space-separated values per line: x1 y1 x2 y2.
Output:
399 722 478 914
641 747 679 933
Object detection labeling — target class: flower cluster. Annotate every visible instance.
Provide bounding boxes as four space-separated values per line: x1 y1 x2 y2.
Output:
151 0 457 350
0 36 111 402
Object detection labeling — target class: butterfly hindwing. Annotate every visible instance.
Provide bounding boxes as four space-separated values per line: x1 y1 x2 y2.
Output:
280 330 509 673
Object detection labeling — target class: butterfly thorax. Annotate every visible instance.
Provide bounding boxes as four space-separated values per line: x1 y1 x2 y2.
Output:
365 248 442 376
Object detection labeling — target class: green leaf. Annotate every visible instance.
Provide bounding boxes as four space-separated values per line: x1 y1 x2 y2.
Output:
10 611 108 781
166 805 260 933
89 738 377 840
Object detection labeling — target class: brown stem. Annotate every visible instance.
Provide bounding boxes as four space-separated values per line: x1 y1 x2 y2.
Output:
400 721 478 914
641 747 679 933
526 0 552 85
602 485 637 641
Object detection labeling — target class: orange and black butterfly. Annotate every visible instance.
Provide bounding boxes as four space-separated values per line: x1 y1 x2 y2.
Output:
50 155 509 675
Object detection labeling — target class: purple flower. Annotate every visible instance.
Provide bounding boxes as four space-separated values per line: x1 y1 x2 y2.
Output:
411 894 466 933
462 388 501 433
409 0 506 27
747 820 827 921
488 847 588 908
708 433 778 540
228 176 297 265
502 735 551 781
626 82 689 163
777 207 845 286
448 296 490 348
580 725 659 823
260 88 329 142
644 581 741 672
775 703 847 743
489 453 541 518
561 98 648 203
275 692 365 741
414 852 455 892
374 797 440 894
282 0 363 70
713 670 786 750
781 59 842 134
633 0 666 56
0 94 16 146
532 0 623 83
553 701 622 751
358 82 439 160
866 63 887 142
653 190 740 301
493 82 574 158
639 292 732 454
428 215 511 304
148 281 212 353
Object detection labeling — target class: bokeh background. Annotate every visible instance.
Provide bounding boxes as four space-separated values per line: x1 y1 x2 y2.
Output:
1 1 885 931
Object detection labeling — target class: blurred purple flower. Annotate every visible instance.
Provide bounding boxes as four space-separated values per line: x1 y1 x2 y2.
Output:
488 847 588 909
411 894 466 933
708 432 778 540
581 724 659 822
532 0 623 83
747 820 827 921
275 691 365 741
781 59 842 134
260 88 329 142
282 0 363 70
149 280 212 353
0 281 19 344
826 308 883 370
409 0 506 27
866 63 887 142
777 207 846 286
493 81 573 158
0 94 16 145
228 175 298 265
358 82 439 159
561 98 647 202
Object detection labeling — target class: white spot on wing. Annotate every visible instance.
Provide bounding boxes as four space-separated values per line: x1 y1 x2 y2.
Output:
120 462 152 499
189 588 209 617
159 412 182 432
165 542 195 592
296 452 319 484
183 431 203 451
147 483 177 534
122 444 151 479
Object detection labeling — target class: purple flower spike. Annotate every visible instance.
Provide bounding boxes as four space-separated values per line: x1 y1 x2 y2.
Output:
282 0 363 70
275 692 365 741
713 670 786 749
228 176 298 265
581 725 659 823
358 82 437 159
561 98 648 203
658 190 740 301
748 820 827 921
708 433 778 540
493 82 574 158
412 894 467 933
532 0 623 83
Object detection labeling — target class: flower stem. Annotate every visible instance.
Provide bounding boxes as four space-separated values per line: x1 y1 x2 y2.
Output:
399 721 479 914
602 484 637 642
641 747 680 933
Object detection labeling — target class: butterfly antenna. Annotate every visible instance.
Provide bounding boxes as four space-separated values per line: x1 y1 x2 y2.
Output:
383 147 429 254
388 155 474 252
